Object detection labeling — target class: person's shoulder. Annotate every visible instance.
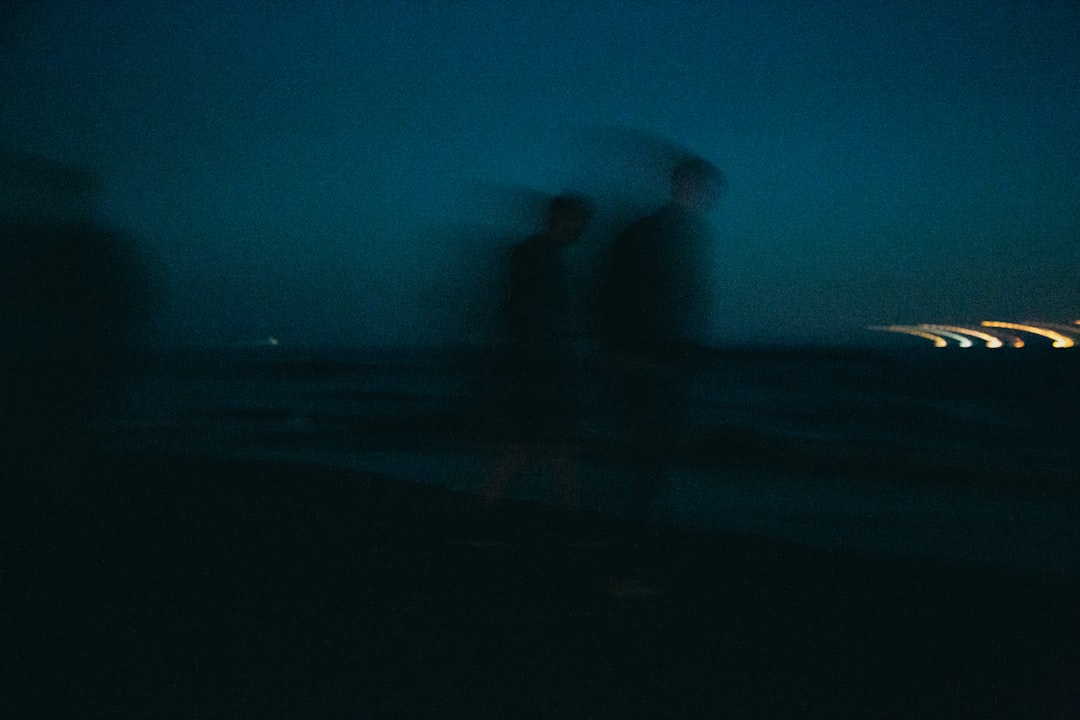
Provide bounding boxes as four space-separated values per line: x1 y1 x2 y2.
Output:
610 209 647 239
511 233 542 256
517 233 547 249
511 234 558 273
612 206 671 250
653 204 710 240
652 203 700 226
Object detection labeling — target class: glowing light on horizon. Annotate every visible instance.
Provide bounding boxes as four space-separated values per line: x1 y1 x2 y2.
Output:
981 321 1075 348
1031 322 1080 336
919 325 1002 348
917 327 973 347
869 325 949 347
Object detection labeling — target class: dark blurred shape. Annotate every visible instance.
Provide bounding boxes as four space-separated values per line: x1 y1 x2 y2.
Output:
417 182 554 347
566 124 697 203
594 155 726 354
593 154 726 521
1 221 154 469
0 157 155 480
482 193 594 514
0 2 26 42
0 151 100 222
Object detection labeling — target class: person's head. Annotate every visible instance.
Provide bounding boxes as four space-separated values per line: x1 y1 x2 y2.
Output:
670 156 726 213
544 193 594 245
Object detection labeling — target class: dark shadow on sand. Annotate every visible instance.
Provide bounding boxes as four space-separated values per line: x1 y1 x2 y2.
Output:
5 451 1078 717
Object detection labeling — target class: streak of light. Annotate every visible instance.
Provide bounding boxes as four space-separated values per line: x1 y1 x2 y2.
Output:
1026 322 1080 337
919 325 1003 348
918 328 973 347
868 325 949 347
981 321 1074 348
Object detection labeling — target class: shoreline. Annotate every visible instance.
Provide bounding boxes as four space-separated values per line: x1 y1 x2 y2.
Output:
5 450 1079 717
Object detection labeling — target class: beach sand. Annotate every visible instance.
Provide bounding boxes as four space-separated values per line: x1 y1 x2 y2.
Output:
4 451 1078 718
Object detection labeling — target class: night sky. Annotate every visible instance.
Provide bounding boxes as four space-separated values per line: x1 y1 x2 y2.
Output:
3 1 1078 347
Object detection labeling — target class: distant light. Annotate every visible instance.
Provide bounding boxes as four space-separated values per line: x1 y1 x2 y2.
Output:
919 324 1003 348
918 327 973 347
1035 322 1080 336
981 321 1074 348
267 336 279 346
868 325 949 347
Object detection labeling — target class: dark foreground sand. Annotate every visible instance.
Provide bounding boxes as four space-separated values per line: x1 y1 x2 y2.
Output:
4 452 1078 718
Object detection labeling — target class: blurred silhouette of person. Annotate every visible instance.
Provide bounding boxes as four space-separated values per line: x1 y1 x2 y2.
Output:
0 219 154 484
482 193 594 518
1 154 155 487
594 155 726 525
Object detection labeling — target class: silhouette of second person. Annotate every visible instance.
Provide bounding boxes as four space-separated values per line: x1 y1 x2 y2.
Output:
593 156 726 523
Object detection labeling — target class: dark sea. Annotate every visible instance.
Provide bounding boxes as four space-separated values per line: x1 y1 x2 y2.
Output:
108 343 1080 578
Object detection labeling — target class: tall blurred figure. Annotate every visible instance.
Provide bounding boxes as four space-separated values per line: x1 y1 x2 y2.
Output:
594 156 726 524
0 154 154 486
482 194 594 515
1 222 152 478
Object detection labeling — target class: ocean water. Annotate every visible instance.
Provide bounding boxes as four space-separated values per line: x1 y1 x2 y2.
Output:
108 343 1080 577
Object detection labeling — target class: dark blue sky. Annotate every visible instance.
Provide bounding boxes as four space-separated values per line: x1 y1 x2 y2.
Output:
3 1 1078 346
